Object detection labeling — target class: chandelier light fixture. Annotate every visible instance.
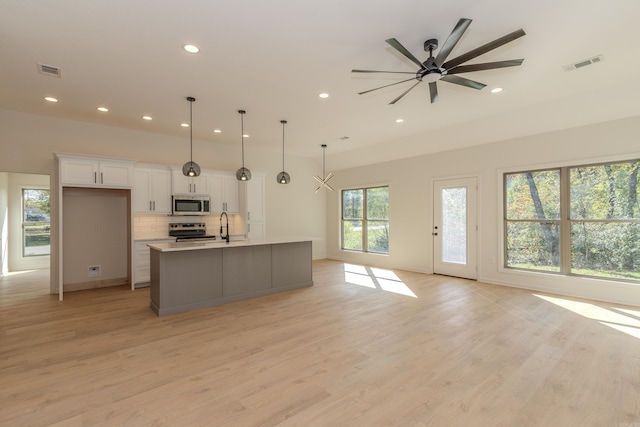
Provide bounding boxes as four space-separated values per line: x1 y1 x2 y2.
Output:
313 144 334 193
235 109 251 181
182 96 200 177
277 120 291 184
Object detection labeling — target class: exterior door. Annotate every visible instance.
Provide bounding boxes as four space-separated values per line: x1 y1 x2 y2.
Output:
433 177 477 280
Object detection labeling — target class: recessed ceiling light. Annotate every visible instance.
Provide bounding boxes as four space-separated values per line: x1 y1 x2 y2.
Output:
395 118 404 123
491 87 503 93
183 44 200 53
44 96 58 103
181 123 189 128
97 106 109 112
243 134 249 138
318 93 329 99
142 116 153 121
213 129 222 133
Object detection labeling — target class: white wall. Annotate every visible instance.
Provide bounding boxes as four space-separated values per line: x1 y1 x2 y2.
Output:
0 109 327 261
327 115 640 306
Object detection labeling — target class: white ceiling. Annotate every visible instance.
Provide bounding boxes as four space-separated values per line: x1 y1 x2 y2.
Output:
2 0 640 170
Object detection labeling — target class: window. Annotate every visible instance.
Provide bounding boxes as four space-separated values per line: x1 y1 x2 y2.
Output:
342 186 389 254
504 160 639 282
23 189 51 257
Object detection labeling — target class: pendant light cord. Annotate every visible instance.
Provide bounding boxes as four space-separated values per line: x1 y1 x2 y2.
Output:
281 120 286 170
322 144 327 177
240 111 245 169
189 99 193 164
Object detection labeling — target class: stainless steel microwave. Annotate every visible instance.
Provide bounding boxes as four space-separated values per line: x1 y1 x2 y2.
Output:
172 195 211 215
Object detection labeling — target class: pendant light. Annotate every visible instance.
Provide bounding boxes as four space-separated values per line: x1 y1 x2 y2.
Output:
313 144 334 193
235 109 251 181
276 120 291 184
182 96 200 177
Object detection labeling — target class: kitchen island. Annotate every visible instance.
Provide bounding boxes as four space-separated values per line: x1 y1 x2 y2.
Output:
147 238 313 316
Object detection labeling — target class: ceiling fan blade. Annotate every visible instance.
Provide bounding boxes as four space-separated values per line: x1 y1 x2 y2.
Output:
429 82 439 103
389 81 421 104
441 75 486 90
358 77 416 95
443 28 526 70
385 38 425 70
352 69 417 74
434 18 472 67
447 59 524 74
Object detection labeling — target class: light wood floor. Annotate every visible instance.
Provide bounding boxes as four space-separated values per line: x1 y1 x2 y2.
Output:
1 261 639 426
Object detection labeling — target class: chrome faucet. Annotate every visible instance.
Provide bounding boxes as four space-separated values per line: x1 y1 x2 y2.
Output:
220 212 229 243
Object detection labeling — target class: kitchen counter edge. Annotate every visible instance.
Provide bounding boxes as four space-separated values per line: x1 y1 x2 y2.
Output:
147 237 313 252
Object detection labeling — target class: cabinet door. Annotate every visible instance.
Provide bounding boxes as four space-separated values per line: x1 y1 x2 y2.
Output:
172 169 208 194
133 169 152 213
150 169 172 213
209 175 224 213
60 158 99 186
246 175 265 222
222 175 239 213
191 173 208 195
99 162 133 187
171 169 191 194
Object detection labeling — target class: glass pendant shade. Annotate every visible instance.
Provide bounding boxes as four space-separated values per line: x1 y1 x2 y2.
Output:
182 161 201 177
277 119 291 184
236 167 252 181
277 171 290 184
236 109 251 181
183 96 200 177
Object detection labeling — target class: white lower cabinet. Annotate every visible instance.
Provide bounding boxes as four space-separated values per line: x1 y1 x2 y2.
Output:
134 240 173 286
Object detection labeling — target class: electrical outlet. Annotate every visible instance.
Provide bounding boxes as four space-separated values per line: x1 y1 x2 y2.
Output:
88 265 101 277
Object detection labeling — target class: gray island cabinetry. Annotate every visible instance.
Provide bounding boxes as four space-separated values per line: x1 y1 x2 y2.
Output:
148 239 312 316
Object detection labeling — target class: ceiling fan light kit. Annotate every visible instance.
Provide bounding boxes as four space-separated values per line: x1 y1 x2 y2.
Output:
352 18 525 104
182 96 201 177
235 109 252 181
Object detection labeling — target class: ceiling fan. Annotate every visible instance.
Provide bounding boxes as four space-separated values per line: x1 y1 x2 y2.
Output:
352 18 525 104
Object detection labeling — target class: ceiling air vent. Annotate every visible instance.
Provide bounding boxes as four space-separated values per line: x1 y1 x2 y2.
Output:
37 63 61 78
563 55 604 72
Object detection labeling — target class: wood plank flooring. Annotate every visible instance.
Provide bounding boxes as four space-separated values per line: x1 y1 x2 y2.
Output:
1 260 639 426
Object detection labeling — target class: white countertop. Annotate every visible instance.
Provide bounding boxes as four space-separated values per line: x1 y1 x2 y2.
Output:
147 237 312 252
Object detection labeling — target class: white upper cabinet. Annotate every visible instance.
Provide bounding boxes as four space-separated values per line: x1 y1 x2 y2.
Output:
171 168 209 195
57 154 134 188
209 172 239 213
134 165 172 214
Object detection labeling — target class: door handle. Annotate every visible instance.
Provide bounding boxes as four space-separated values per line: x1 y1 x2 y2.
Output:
432 232 438 236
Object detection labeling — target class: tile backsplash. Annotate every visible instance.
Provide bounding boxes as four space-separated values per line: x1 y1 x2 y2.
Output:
134 214 242 240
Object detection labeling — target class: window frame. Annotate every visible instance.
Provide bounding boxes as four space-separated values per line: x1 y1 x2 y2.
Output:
22 187 51 258
502 159 640 283
341 185 389 254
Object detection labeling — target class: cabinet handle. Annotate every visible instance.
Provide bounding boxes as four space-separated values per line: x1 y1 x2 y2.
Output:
194 183 196 193
248 212 251 220
94 172 97 184
248 224 251 232
150 201 152 211
153 201 155 211
101 172 104 184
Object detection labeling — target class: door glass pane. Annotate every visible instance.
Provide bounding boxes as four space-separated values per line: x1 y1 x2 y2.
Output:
23 189 51 256
441 187 467 264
